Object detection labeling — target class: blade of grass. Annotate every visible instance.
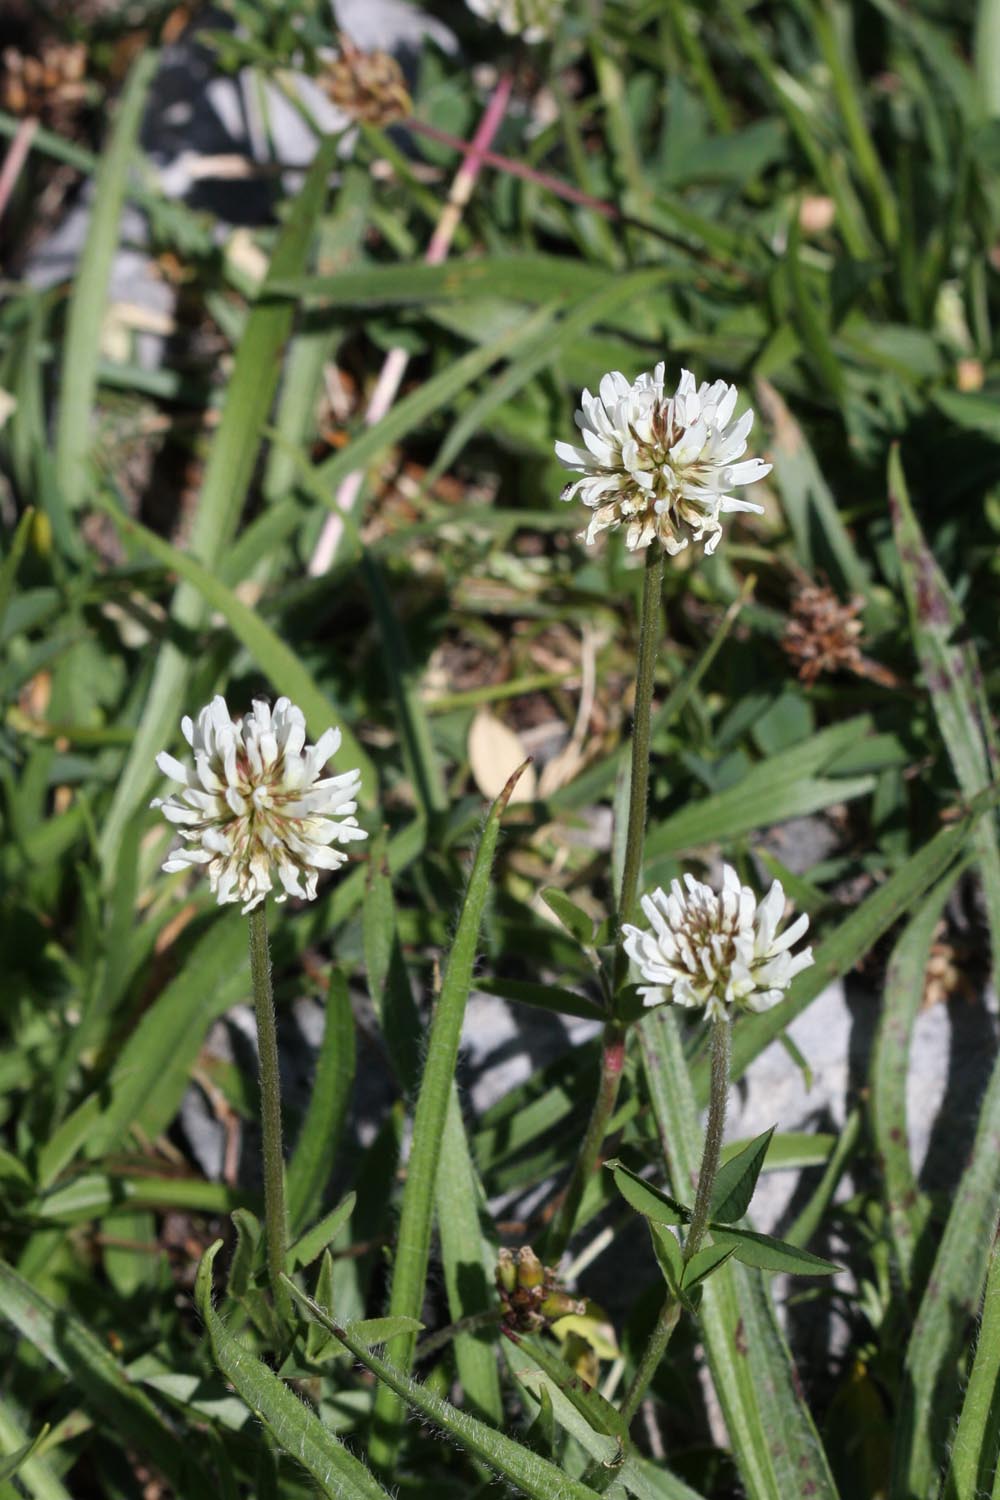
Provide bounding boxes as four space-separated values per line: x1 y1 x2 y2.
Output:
943 1236 1000 1500
890 1042 1000 1497
54 51 158 510
97 135 339 871
361 553 448 817
369 760 530 1468
870 869 964 1287
889 445 1000 959
639 1008 841 1500
717 794 994 1098
436 1093 504 1423
754 378 869 594
0 1402 68 1500
643 718 875 861
286 969 355 1238
93 502 372 792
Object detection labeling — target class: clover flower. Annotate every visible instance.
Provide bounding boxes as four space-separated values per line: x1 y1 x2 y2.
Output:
152 695 366 914
622 866 813 1021
464 0 562 44
555 365 772 554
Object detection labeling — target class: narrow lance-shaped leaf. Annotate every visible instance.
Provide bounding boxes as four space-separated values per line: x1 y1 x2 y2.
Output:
286 1279 604 1500
369 761 531 1468
196 1244 392 1500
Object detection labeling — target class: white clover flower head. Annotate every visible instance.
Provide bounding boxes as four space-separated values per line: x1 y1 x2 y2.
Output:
555 365 772 555
464 0 562 43
152 695 367 915
622 865 813 1022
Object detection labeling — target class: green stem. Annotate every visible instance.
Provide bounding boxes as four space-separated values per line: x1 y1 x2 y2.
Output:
617 547 665 955
414 1306 506 1363
618 1296 681 1428
248 902 290 1323
618 1015 731 1424
684 1016 732 1261
546 551 663 1260
545 1026 627 1259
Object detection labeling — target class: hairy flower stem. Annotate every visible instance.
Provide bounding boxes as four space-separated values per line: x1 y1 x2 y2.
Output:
617 546 665 955
546 1026 626 1260
685 1016 732 1258
618 1017 732 1425
248 903 290 1324
547 557 663 1260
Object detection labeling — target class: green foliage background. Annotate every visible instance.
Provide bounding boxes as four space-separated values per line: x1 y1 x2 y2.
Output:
1 0 1000 1496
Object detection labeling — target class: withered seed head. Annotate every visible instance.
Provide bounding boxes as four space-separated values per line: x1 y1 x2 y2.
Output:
323 35 412 125
782 584 897 688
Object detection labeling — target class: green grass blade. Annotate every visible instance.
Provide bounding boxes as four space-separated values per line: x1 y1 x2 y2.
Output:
85 913 248 1156
54 51 157 510
0 509 35 635
286 1279 603 1500
97 136 339 871
195 1244 391 1500
0 1403 67 1500
435 1092 504 1423
890 1046 1000 1496
889 445 1000 955
943 1238 1000 1499
976 0 1000 115
644 718 874 861
870 870 963 1287
0 1258 216 1500
362 553 447 816
97 503 372 792
303 304 557 522
754 379 869 594
269 253 679 309
286 970 356 1237
639 1009 841 1500
717 802 990 1098
427 269 675 483
369 760 530 1467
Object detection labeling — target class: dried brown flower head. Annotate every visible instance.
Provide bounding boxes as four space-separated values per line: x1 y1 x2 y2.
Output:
1 41 87 133
923 922 976 1009
323 35 411 125
782 584 897 688
495 1246 584 1333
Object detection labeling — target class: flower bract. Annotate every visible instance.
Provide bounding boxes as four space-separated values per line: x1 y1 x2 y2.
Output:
555 365 772 554
152 695 367 914
622 865 813 1021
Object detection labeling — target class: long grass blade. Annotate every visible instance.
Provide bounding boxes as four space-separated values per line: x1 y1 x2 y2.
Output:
54 52 157 509
97 136 339 870
369 760 530 1467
